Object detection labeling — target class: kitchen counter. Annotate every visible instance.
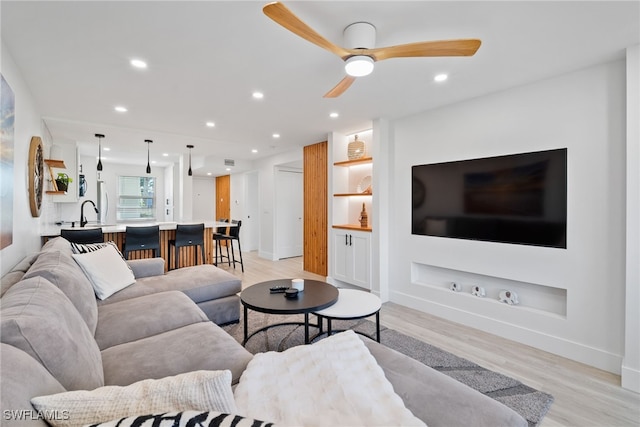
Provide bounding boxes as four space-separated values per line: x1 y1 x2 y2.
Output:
42 221 235 271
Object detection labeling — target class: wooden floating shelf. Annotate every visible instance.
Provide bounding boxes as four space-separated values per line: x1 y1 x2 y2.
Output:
334 193 373 197
333 224 372 232
333 157 372 167
46 191 66 195
44 159 66 168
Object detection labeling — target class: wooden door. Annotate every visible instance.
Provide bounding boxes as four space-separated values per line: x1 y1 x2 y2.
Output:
303 141 328 276
215 175 230 220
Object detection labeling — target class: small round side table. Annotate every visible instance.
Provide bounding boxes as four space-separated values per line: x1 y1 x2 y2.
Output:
313 288 382 342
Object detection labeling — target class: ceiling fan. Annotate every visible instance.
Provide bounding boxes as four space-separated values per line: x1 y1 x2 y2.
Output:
263 2 481 98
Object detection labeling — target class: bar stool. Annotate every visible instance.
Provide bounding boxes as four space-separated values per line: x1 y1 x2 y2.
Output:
168 223 205 270
123 225 160 259
61 228 104 244
218 220 244 272
213 219 230 267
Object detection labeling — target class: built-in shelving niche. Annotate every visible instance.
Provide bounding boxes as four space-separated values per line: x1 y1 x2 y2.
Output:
411 262 567 318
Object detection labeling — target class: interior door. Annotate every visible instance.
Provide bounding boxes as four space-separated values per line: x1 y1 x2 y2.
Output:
276 169 303 259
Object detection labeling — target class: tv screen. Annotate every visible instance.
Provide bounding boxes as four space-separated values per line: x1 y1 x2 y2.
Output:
412 148 567 248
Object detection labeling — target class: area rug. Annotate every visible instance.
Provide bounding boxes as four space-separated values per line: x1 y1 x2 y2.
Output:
222 312 554 427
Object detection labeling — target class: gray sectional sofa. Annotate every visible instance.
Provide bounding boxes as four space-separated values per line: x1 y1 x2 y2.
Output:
0 236 527 427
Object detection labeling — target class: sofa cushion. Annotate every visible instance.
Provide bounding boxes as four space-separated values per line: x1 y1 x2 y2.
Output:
41 236 73 252
0 276 104 391
97 264 241 306
72 244 136 300
1 252 39 297
23 249 99 334
101 322 252 386
95 291 208 350
31 370 237 427
360 336 528 427
0 344 66 427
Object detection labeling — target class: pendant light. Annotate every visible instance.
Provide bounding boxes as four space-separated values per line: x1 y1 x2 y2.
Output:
186 144 194 176
95 133 104 171
145 139 153 174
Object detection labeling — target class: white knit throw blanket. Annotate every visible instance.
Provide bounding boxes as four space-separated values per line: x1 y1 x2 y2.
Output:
234 330 426 427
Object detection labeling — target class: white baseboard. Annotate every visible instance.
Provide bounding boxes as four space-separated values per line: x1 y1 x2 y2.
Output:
621 365 640 393
391 291 623 375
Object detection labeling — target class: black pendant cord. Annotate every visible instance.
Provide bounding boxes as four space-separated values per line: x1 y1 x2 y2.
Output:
145 139 152 174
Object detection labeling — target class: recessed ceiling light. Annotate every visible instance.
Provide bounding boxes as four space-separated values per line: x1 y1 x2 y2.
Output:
272 133 280 138
207 172 212 176
151 160 156 164
252 91 264 99
162 153 169 157
114 106 128 113
206 121 215 127
329 112 339 118
103 147 110 151
251 149 258 153
226 167 231 171
130 59 147 69
434 73 448 82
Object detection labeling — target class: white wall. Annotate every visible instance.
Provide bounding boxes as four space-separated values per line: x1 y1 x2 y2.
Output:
623 44 640 392
0 43 46 275
387 60 627 374
192 177 214 221
254 149 303 260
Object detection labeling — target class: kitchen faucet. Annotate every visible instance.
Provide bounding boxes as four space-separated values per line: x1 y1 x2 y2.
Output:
80 200 99 228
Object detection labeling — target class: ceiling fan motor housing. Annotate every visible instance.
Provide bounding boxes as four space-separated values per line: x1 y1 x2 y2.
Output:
343 22 376 50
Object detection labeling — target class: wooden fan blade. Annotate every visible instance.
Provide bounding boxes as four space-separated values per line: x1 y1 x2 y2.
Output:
363 39 481 61
263 2 350 58
323 76 356 98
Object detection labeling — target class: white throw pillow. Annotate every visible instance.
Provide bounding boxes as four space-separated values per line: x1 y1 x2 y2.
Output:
31 370 237 427
71 243 135 300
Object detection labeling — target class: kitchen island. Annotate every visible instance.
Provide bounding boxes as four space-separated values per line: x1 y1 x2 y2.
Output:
42 221 233 272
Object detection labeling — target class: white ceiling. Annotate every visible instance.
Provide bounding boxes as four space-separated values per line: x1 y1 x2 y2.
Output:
2 1 638 176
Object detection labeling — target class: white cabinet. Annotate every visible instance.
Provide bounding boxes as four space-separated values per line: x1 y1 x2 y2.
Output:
332 228 371 289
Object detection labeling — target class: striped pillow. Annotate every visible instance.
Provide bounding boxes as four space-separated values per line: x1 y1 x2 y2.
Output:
90 411 276 427
71 241 124 259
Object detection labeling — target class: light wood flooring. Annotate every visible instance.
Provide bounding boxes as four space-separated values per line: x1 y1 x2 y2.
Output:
217 251 640 427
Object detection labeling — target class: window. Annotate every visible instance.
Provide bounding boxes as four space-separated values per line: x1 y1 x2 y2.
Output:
117 176 156 221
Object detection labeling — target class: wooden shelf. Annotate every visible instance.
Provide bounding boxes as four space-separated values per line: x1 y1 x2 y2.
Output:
46 191 66 195
44 159 66 168
334 192 373 197
333 224 372 232
334 157 372 167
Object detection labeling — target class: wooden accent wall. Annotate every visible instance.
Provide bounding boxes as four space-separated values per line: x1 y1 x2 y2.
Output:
303 141 328 276
215 175 231 221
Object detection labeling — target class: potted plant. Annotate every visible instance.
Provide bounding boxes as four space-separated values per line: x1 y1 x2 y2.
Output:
55 173 72 192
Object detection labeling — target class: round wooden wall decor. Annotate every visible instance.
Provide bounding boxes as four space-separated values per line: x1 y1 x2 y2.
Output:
28 136 44 217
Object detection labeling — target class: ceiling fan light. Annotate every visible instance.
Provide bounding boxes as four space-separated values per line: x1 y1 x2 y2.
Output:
345 56 374 77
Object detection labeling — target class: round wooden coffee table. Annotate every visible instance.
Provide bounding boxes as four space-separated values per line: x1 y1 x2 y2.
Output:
240 279 339 345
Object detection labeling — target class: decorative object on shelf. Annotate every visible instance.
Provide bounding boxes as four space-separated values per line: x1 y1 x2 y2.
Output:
186 144 194 176
357 175 372 194
348 134 365 160
95 133 104 171
450 282 461 292
79 174 87 197
145 139 153 174
359 203 368 228
55 172 72 192
499 290 519 305
28 136 44 217
471 285 486 297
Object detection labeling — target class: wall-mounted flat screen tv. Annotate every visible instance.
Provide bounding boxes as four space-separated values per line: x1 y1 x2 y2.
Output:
412 148 567 248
